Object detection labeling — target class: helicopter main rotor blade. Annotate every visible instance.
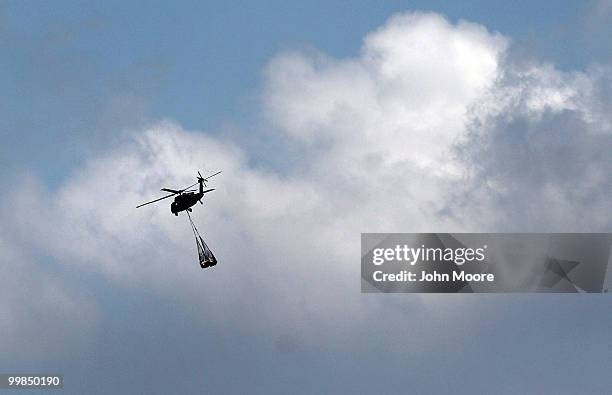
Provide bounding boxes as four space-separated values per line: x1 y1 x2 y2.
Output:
184 188 214 194
136 193 177 208
174 181 198 193
161 188 182 193
158 179 200 197
203 171 221 181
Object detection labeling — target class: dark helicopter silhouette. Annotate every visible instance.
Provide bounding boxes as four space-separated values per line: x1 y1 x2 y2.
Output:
136 171 221 215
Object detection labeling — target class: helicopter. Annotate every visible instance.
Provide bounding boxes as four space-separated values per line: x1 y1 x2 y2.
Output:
136 171 221 215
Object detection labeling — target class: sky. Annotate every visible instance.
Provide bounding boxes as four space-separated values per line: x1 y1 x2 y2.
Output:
2 1 612 394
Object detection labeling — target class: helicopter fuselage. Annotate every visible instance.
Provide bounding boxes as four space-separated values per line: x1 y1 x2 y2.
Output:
171 191 203 215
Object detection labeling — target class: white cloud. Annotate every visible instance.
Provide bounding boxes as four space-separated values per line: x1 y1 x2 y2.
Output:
264 12 506 172
2 11 612 356
456 62 612 231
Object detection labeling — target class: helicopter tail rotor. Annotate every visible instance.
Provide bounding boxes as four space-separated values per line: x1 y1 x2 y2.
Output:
197 171 207 187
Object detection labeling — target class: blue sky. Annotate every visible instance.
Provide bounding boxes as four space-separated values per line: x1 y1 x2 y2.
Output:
2 1 612 394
